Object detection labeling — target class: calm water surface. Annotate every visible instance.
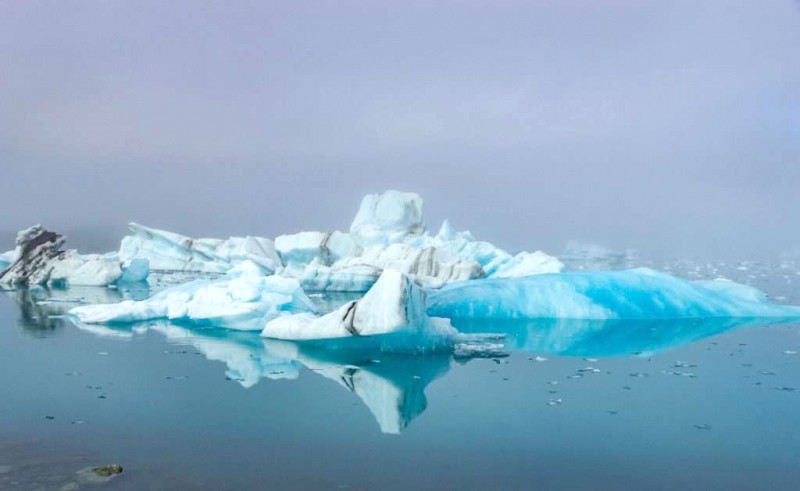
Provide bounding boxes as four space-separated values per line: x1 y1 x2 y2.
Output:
1 261 799 490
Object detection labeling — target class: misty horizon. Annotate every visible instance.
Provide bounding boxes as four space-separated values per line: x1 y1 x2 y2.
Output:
2 1 799 261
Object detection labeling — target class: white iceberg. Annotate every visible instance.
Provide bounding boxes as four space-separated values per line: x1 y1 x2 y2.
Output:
278 192 560 291
262 269 455 340
118 222 281 275
0 249 17 271
0 225 143 287
70 261 316 330
407 220 564 279
427 267 800 320
349 190 425 247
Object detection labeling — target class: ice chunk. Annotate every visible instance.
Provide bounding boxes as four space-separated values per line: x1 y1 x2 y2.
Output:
0 249 17 271
119 223 281 274
262 269 455 340
427 268 800 320
407 220 563 278
0 225 130 287
288 264 382 292
275 231 360 268
70 261 316 330
349 190 425 247
490 250 565 278
118 258 150 283
48 251 123 287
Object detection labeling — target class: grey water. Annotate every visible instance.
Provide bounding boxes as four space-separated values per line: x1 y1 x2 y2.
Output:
1 261 800 490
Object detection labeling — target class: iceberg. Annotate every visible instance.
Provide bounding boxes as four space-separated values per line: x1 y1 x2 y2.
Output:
427 267 800 320
104 191 562 292
349 190 425 247
70 261 316 330
118 222 281 275
406 220 564 279
0 249 16 271
0 225 144 287
277 191 560 291
262 269 455 342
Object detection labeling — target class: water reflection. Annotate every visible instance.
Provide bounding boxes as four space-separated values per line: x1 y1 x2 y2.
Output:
450 316 800 357
1 285 149 333
4 285 799 433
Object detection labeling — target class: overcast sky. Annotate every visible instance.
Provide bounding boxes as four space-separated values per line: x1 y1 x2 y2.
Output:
1 1 798 259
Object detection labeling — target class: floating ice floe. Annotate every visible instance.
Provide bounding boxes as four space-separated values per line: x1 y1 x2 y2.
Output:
262 269 455 342
427 267 800 320
118 222 281 275
70 261 316 330
0 225 147 287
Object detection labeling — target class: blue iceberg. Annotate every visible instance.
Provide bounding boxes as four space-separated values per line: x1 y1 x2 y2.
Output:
426 268 800 320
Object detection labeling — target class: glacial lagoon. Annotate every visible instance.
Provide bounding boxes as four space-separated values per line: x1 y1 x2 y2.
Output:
1 260 799 490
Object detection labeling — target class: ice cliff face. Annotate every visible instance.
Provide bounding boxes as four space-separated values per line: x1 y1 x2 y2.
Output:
0 225 143 287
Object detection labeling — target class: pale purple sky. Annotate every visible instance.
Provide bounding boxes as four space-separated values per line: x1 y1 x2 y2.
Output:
1 1 798 259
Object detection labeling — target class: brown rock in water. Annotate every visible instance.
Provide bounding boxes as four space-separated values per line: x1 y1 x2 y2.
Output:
90 464 123 477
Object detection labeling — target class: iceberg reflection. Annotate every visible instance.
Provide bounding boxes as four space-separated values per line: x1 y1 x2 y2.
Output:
449 316 800 357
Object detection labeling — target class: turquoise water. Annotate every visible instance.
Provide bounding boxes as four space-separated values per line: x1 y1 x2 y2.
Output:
1 262 799 490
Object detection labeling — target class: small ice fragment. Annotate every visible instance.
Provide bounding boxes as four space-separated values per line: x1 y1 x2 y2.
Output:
98 352 108 355
783 350 798 355
546 398 562 406
775 387 796 392
534 356 548 362
694 424 712 430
